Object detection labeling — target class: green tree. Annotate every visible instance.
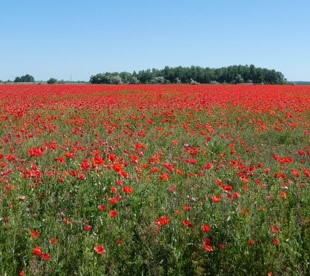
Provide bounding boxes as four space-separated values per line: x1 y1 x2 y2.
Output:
90 65 286 84
47 78 58 84
129 76 140 84
14 74 35 82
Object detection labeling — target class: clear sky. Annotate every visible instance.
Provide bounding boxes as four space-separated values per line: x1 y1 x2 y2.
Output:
1 0 309 81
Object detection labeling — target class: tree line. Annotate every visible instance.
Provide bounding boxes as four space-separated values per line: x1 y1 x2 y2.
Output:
90 65 286 84
13 75 67 84
14 74 35 83
0 75 86 84
0 65 287 84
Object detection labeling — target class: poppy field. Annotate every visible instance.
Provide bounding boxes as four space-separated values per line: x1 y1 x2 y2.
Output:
1 84 310 275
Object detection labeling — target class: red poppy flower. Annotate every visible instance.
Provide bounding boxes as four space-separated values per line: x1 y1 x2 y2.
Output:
202 224 211 233
211 195 222 203
98 205 106 211
110 210 117 218
32 246 42 256
107 197 116 205
41 253 51 261
292 169 299 177
203 163 213 170
94 245 105 255
169 186 176 192
123 186 133 194
113 163 122 173
217 243 226 249
49 237 57 244
304 168 310 178
271 226 279 234
176 169 183 175
182 219 192 228
30 230 40 238
160 173 169 181
272 238 279 246
155 216 170 226
84 225 92 232
222 185 232 191
110 187 117 194
204 238 213 252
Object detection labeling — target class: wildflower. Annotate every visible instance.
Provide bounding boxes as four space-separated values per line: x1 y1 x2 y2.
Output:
176 169 183 175
217 243 225 249
271 226 279 234
30 231 40 238
169 186 176 192
272 238 279 246
211 195 222 203
116 179 123 186
182 219 192 228
84 225 92 232
303 168 310 178
98 205 106 211
28 147 43 157
203 163 213 170
41 253 51 261
49 237 57 245
108 197 118 205
222 185 232 191
292 169 299 177
94 245 104 255
110 210 117 218
204 238 213 252
160 173 169 181
155 216 170 226
248 239 255 246
32 246 42 257
123 186 133 194
202 224 211 233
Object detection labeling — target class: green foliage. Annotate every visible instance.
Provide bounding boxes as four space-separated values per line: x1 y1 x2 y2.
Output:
90 65 287 84
14 74 35 83
90 73 123 84
1 85 309 275
47 78 58 84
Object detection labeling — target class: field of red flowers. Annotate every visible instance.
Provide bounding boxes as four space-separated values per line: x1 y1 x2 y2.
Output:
1 84 310 275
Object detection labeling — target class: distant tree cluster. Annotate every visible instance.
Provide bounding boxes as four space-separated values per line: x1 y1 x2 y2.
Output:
90 65 286 84
90 72 139 84
290 81 310 85
47 78 58 84
46 78 87 84
14 74 35 83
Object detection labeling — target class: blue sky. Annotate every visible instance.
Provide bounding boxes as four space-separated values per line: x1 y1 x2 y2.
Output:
1 0 309 81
